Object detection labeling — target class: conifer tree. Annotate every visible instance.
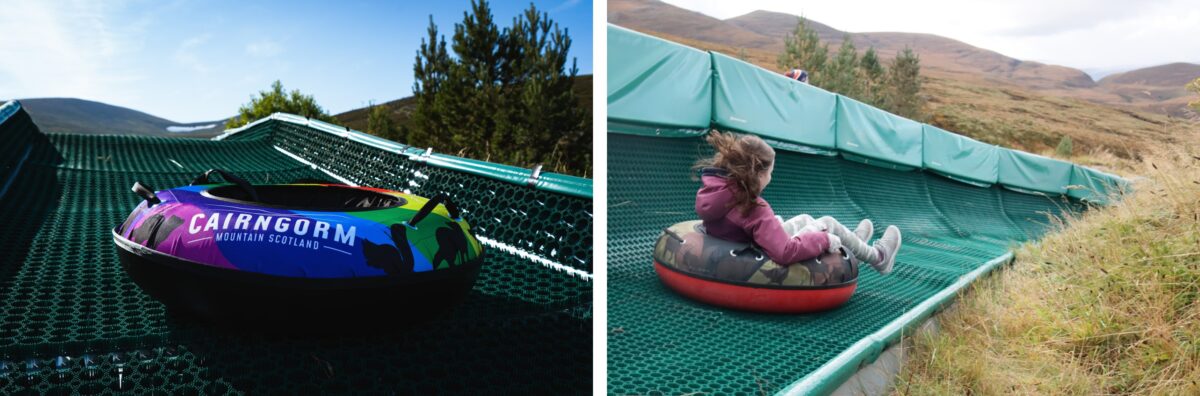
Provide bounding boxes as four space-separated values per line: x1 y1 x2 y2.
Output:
1055 135 1073 158
825 35 861 99
885 47 924 119
859 47 886 106
502 3 585 169
409 0 588 175
447 0 503 156
411 16 451 148
777 17 827 84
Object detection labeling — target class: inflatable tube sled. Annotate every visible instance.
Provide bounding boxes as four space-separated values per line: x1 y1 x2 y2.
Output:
112 169 485 323
653 220 858 313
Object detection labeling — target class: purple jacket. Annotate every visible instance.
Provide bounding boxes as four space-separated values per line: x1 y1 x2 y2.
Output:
695 168 829 265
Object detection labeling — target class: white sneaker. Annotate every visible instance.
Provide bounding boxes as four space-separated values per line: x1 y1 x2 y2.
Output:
854 219 873 243
871 226 901 275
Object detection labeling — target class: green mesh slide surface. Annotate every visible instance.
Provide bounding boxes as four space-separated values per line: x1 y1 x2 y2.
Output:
607 133 1083 395
0 102 592 394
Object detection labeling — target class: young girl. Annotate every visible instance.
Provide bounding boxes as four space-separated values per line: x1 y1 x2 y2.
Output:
694 130 902 274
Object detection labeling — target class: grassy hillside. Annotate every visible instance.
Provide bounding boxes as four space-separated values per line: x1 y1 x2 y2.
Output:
334 74 593 138
1098 63 1200 118
895 138 1200 395
334 96 418 135
923 75 1179 163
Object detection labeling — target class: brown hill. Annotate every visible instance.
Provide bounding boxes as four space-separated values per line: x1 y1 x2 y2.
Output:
1100 62 1200 86
609 1 1096 90
335 74 593 134
722 10 844 43
334 96 417 134
609 0 1196 117
1096 63 1200 118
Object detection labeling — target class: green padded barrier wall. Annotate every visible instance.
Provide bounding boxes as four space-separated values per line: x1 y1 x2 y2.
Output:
922 124 999 186
711 52 838 152
1069 166 1126 205
998 148 1074 195
217 113 593 199
0 101 37 198
0 100 18 120
835 95 924 170
0 101 592 394
608 25 713 135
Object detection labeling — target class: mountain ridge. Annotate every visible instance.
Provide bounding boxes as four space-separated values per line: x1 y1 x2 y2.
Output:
332 74 594 134
16 97 228 138
609 0 1197 118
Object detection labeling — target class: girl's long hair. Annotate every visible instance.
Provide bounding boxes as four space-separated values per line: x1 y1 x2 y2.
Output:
693 130 775 214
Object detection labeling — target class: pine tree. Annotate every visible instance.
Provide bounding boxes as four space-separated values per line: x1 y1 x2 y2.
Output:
226 80 335 129
448 0 504 158
885 47 924 120
503 3 586 169
777 17 828 84
825 35 861 99
1056 135 1073 158
411 16 451 149
407 0 588 175
859 47 885 106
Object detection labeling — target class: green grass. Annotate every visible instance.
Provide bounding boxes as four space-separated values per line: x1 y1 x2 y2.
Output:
894 142 1200 395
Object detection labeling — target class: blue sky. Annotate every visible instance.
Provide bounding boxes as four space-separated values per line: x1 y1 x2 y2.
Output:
0 0 593 122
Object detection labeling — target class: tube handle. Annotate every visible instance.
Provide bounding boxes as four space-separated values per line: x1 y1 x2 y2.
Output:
405 193 462 229
191 169 259 202
131 181 160 205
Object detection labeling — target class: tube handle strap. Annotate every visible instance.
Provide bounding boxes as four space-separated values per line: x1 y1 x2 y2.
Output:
131 181 160 205
191 169 259 202
405 193 462 229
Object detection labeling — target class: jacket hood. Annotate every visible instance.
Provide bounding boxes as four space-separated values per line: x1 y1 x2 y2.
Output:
695 168 737 221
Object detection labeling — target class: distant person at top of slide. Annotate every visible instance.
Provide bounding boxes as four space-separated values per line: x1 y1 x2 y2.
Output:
785 68 809 83
693 130 902 274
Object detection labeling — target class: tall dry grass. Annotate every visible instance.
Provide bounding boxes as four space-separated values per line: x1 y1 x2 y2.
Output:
894 139 1200 395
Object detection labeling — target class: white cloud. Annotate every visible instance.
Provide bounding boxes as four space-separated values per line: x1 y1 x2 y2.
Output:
0 1 145 101
553 0 583 13
661 0 1200 73
245 39 282 58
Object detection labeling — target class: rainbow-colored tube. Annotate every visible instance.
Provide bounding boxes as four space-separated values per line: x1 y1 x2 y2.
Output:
112 170 484 323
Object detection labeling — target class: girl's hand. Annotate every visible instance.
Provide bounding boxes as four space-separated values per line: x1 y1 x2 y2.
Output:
826 233 842 253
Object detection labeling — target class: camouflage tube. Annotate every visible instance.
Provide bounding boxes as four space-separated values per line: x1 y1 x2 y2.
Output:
652 220 858 313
